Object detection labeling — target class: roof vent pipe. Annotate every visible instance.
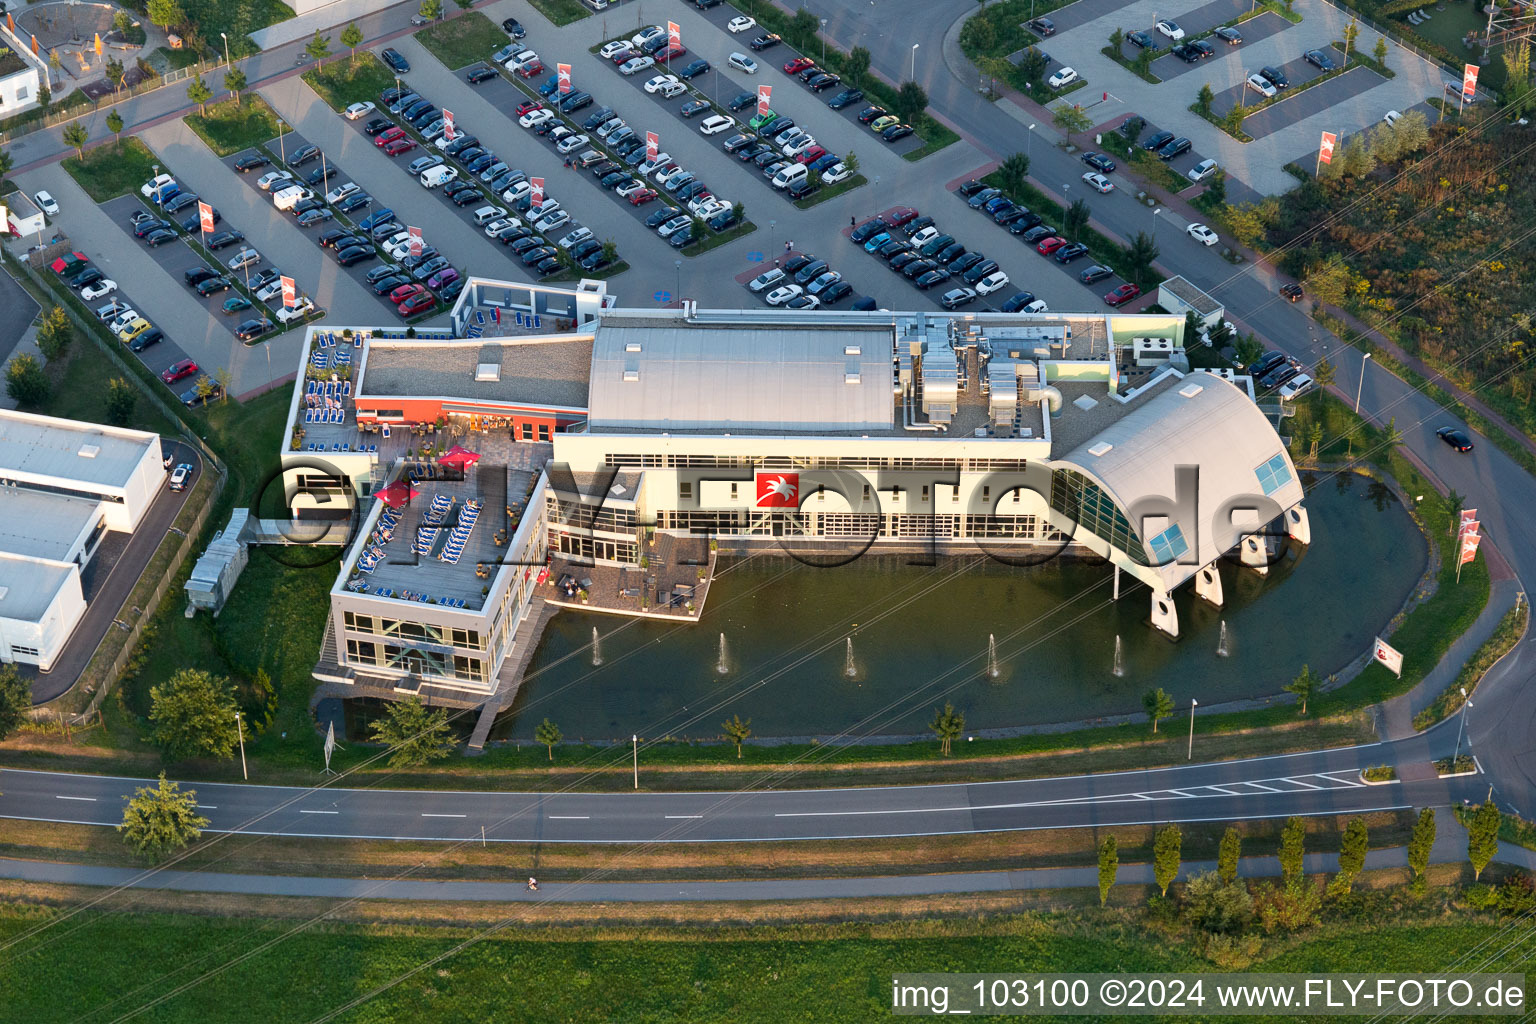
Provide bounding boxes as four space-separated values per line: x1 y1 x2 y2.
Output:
1036 385 1063 416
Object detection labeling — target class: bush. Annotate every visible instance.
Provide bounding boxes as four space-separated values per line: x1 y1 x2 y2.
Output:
1254 879 1322 933
1183 870 1254 934
1497 874 1536 915
5 354 49 407
1463 883 1499 910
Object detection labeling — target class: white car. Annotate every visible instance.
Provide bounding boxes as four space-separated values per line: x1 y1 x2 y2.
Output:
615 181 650 199
1187 158 1219 183
483 217 520 237
821 163 852 185
557 226 593 249
256 170 292 191
140 173 175 197
764 284 804 306
534 209 571 232
1278 374 1315 399
620 56 657 76
1187 223 1219 246
344 101 375 120
80 279 117 300
1155 19 1184 41
696 198 730 219
33 190 59 216
631 26 666 49
784 137 820 159
555 133 590 154
502 180 532 204
519 108 555 129
599 41 632 60
699 115 735 136
256 278 287 302
109 309 141 333
325 181 359 204
727 15 756 33
1383 109 1402 126
473 204 508 225
657 214 692 238
1081 171 1114 193
975 270 1009 295
687 192 718 214
169 464 191 491
1048 67 1078 89
910 226 940 247
645 75 685 98
749 267 785 292
276 297 315 323
638 154 672 176
227 247 261 271
1245 73 1277 98
529 198 562 219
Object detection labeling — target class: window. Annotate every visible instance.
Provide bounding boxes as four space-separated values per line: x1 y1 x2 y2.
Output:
730 482 738 500
1148 523 1190 565
522 423 534 440
371 409 404 419
679 480 693 501
10 644 38 657
1254 452 1292 497
15 88 28 103
538 424 550 441
982 486 991 502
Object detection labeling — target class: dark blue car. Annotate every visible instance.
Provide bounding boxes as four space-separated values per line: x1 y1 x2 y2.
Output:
381 48 410 73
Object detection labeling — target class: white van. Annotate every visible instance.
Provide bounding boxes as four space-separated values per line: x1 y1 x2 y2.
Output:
771 163 808 190
420 165 459 189
272 185 310 211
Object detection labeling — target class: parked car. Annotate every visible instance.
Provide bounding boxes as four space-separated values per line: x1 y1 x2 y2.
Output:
234 153 270 172
1304 48 1336 71
344 101 376 119
1155 19 1184 40
162 359 199 384
1246 73 1278 98
1104 283 1142 306
381 48 410 73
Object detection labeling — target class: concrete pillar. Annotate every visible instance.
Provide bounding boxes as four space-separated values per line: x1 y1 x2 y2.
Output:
1112 562 1120 600
1285 503 1311 546
1239 535 1269 576
1150 589 1179 639
1194 562 1224 607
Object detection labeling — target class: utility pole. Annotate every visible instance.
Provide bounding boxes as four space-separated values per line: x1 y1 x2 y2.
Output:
235 710 248 780
1186 698 1198 760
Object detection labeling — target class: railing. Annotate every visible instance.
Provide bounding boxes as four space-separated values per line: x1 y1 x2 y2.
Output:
0 56 231 144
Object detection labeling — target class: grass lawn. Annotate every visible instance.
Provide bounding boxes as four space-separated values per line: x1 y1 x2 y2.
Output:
33 327 180 440
302 53 397 112
527 0 592 27
415 11 508 71
902 120 961 162
155 46 202 71
794 174 867 209
60 138 160 202
682 220 757 257
183 95 289 157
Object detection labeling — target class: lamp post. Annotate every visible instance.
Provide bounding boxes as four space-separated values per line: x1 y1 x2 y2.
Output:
632 734 639 789
769 218 777 261
1453 687 1474 765
235 711 248 779
910 43 919 80
674 258 682 307
220 31 229 67
1026 122 1036 161
820 19 827 63
1186 698 1198 760
1354 352 1371 413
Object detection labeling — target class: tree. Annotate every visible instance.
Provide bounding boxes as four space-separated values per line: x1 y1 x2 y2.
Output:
62 121 89 160
5 354 49 407
1153 824 1182 896
601 239 618 264
929 701 964 755
1109 27 1124 51
106 108 125 148
1018 47 1049 89
0 662 29 741
1133 46 1154 79
1125 231 1159 289
1234 332 1264 368
1341 19 1359 63
998 152 1030 195
721 714 752 758
1218 826 1241 884
1225 201 1271 249
1443 489 1465 532
1337 135 1376 177
791 7 819 48
0 146 13 184
977 56 1013 96
1052 104 1092 144
1203 169 1227 206
194 374 216 404
36 305 71 361
186 74 212 116
49 49 63 80
114 10 134 34
224 67 247 104
535 717 563 760
1394 110 1430 154
1306 422 1323 459
731 201 745 225
1142 687 1174 733
1329 817 1368 896
146 0 184 30
968 20 998 57
843 150 860 175
105 57 126 95
845 46 871 87
1408 807 1435 887
367 696 455 767
1368 123 1402 165
306 31 332 68
1502 40 1532 120
1063 197 1090 242
1279 816 1306 884
1381 416 1403 450
1184 871 1255 933
340 22 363 62
1222 103 1246 137
1097 835 1117 906
118 773 207 861
1195 82 1214 116
894 80 928 123
149 668 239 762
1283 664 1319 715
105 377 138 427
454 0 473 10
419 0 443 18
1304 252 1351 307
1313 357 1337 390
213 366 233 403
1469 801 1501 881
1373 36 1389 70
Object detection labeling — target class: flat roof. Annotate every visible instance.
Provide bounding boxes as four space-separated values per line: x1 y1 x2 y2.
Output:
0 552 75 624
0 489 101 561
1159 275 1222 316
360 337 593 410
0 409 158 491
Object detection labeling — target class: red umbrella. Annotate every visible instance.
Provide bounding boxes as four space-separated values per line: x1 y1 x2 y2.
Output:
376 480 419 508
438 444 482 467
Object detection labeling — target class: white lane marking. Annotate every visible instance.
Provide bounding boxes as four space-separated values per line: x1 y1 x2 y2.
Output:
55 795 96 802
665 815 703 819
1204 786 1238 796
196 804 219 809
300 809 339 814
421 813 467 818
1167 789 1199 797
1242 782 1280 793
1284 777 1323 790
548 815 589 820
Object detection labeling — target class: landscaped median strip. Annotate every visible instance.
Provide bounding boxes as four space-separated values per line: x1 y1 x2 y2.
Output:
1194 60 1378 143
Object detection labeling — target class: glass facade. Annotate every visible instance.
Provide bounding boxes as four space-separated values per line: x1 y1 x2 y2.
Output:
1254 452 1292 497
1049 469 1149 564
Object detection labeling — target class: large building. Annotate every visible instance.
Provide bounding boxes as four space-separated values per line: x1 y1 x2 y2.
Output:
0 25 45 120
0 410 165 671
281 280 1307 701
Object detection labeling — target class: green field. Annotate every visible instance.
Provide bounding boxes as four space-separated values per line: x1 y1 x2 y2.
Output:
60 138 161 202
184 95 289 157
527 0 592 27
303 54 397 112
414 11 508 71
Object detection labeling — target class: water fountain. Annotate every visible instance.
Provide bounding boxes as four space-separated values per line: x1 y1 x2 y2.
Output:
844 637 857 679
1217 620 1230 658
1112 635 1125 677
591 626 603 667
717 632 729 675
986 633 1000 679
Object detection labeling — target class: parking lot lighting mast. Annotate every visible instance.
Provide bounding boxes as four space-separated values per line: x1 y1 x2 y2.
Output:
910 43 919 80
220 31 229 67
1355 352 1371 413
1454 687 1474 764
1187 698 1198 759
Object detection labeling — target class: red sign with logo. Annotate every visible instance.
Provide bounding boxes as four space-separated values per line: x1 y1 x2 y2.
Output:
757 84 772 118
408 225 423 258
755 472 800 509
557 62 571 94
1462 63 1479 101
667 20 681 47
530 176 545 211
280 275 297 308
645 131 659 162
1318 131 1337 165
197 200 216 234
442 108 455 142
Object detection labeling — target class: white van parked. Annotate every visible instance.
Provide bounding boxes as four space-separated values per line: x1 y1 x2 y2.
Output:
771 163 808 190
420 165 459 189
272 185 311 211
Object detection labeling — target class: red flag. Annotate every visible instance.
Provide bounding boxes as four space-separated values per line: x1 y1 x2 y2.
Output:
667 21 681 48
557 62 571 95
1460 524 1482 566
757 84 772 118
645 131 658 162
1461 508 1478 528
407 225 423 258
1318 131 1337 165
5 13 14 34
530 176 545 211
94 34 103 57
197 201 215 234
755 472 799 509
280 275 297 308
31 34 39 55
1462 64 1479 101
442 108 455 142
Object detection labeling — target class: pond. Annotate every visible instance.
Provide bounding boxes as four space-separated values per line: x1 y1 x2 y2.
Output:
493 472 1424 741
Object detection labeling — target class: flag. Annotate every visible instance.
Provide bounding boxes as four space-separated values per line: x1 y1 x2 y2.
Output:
757 84 772 118
756 472 799 508
442 108 455 142
1462 64 1479 102
281 275 297 308
1318 131 1337 165
667 20 681 47
5 13 14 33
408 225 423 258
530 176 545 211
1461 508 1478 527
1460 523 1482 567
323 720 342 771
557 62 571 94
1373 637 1403 677
197 200 215 234
94 34 102 57
492 306 500 323
645 130 658 162
31 34 38 55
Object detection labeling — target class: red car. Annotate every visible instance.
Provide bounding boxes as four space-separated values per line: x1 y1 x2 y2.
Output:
629 188 658 205
374 126 406 147
1036 236 1067 255
384 137 417 156
515 60 545 78
1104 283 1142 307
795 145 828 165
783 57 815 74
161 358 198 383
655 43 685 62
398 291 436 316
885 206 919 227
389 283 425 304
50 251 89 274
515 99 543 115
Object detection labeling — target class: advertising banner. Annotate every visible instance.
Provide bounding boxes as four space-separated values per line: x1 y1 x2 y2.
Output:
1318 131 1337 165
198 200 216 234
757 84 772 118
281 275 297 308
558 62 571 94
530 176 545 210
646 130 659 162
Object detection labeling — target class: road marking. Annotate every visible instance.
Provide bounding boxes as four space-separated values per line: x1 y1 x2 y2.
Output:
1283 777 1322 790
1167 789 1199 797
55 795 96 802
1204 786 1238 796
665 815 703 819
196 804 219 809
548 815 589 820
299 809 339 814
422 813 467 818
1243 782 1280 793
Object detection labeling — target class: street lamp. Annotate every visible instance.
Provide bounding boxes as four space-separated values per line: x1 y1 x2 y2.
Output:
220 31 230 67
1187 698 1198 760
1354 352 1371 413
910 43 920 81
674 259 682 306
1152 207 1161 240
1453 687 1474 765
820 19 827 63
1026 122 1036 161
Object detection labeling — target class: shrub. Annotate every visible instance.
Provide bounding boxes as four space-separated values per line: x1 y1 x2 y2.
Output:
1184 870 1254 934
1463 883 1499 910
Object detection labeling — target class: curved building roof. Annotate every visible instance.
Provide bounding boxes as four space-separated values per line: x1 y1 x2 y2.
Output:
1054 372 1304 590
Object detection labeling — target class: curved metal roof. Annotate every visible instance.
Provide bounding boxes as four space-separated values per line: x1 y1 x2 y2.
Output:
1054 372 1304 590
